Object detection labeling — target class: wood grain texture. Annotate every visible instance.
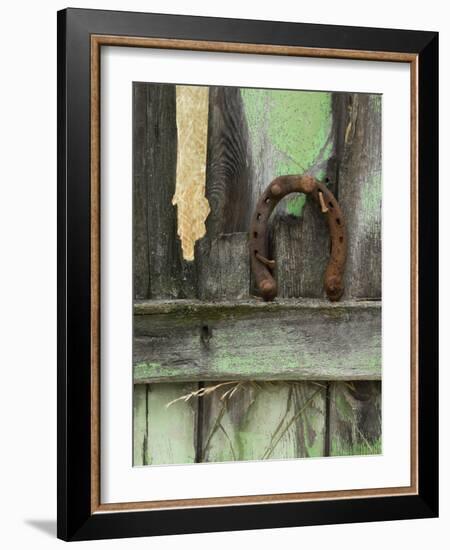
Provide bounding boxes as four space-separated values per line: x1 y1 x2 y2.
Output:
133 83 200 466
133 299 381 382
337 93 382 299
270 198 330 299
329 381 382 456
92 35 417 63
144 383 198 465
244 90 338 299
210 90 335 463
193 205 327 461
132 82 196 300
132 83 151 299
328 93 382 455
199 381 326 462
242 89 334 208
133 384 147 466
196 232 249 300
203 87 254 239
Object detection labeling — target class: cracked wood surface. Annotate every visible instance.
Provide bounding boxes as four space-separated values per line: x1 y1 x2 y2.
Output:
134 298 381 383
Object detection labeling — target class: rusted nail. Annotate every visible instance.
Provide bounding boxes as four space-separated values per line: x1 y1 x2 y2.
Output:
318 191 328 213
255 252 276 269
249 174 347 302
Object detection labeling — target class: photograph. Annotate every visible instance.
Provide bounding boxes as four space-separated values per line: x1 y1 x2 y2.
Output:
53 6 438 541
132 82 382 466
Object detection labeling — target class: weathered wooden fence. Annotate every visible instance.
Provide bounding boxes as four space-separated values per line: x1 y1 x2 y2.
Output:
133 83 382 465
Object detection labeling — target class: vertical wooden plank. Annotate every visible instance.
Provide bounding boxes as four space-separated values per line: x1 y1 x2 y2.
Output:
133 384 147 466
195 229 252 461
132 82 196 300
201 382 326 462
192 89 257 457
247 89 330 458
201 382 256 463
240 383 326 460
144 383 198 465
133 84 151 299
203 87 254 239
338 93 382 300
197 88 333 462
270 198 330 299
196 232 249 300
329 93 382 456
133 83 200 466
242 89 337 298
329 382 382 456
241 88 335 210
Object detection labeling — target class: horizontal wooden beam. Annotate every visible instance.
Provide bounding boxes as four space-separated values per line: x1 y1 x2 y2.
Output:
133 299 381 383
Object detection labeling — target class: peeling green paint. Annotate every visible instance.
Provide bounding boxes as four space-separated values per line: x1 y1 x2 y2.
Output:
361 172 382 226
241 88 332 175
241 88 333 218
285 194 306 217
370 95 382 114
133 346 381 383
142 383 197 465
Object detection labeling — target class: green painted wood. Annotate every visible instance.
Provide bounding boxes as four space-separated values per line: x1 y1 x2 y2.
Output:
241 89 337 296
132 83 200 467
328 93 382 455
199 381 326 462
144 383 198 465
270 122 339 299
337 93 382 300
203 87 254 239
133 384 147 466
133 299 381 382
255 107 330 457
241 88 334 206
329 382 382 456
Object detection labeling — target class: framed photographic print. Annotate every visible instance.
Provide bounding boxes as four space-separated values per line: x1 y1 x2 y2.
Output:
57 8 438 541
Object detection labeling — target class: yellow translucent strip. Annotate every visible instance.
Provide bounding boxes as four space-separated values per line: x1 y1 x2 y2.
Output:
172 85 211 261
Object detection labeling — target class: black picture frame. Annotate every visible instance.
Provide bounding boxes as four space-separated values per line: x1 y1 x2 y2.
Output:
57 7 438 541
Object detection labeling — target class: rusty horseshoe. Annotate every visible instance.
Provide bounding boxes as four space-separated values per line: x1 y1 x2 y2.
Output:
249 175 347 302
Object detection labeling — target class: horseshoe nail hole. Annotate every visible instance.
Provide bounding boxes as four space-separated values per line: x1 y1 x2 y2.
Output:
325 177 330 183
253 232 258 238
336 218 341 225
256 213 262 220
339 236 343 243
265 197 271 204
328 202 334 209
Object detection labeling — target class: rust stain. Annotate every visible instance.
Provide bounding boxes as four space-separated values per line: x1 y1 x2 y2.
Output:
172 85 211 261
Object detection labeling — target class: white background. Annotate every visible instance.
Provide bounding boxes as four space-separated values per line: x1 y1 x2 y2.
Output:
102 47 411 503
0 0 447 548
